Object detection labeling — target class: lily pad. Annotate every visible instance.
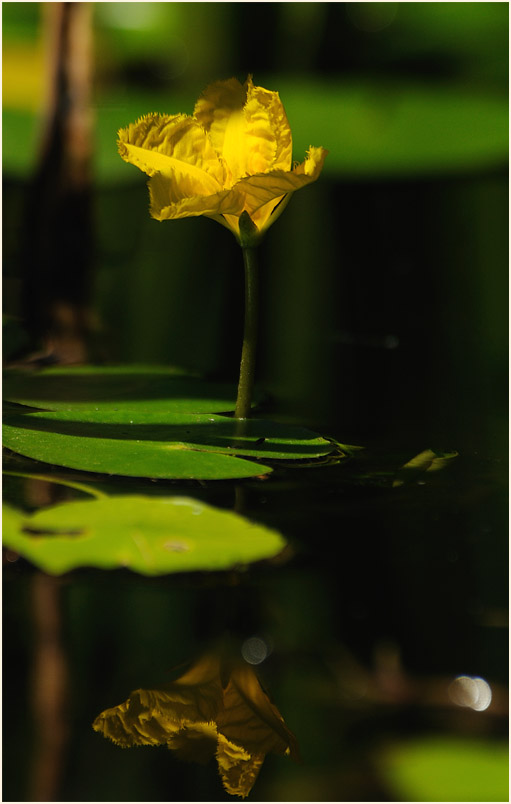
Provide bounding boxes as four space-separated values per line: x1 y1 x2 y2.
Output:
378 736 509 803
2 501 26 531
2 409 333 457
2 365 248 414
2 496 287 575
2 410 332 480
2 415 271 481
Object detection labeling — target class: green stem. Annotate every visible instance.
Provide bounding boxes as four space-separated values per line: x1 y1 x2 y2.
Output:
235 246 259 419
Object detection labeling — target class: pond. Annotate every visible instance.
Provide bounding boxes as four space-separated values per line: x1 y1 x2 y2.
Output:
2 4 508 800
3 393 507 801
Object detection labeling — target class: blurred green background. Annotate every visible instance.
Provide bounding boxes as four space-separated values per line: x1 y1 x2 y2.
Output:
3 2 508 802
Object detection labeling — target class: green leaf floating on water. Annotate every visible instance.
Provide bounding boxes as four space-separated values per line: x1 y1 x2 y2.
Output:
2 365 250 414
2 365 334 479
2 415 270 480
3 501 26 532
2 496 287 575
2 411 333 480
378 736 509 803
393 448 459 488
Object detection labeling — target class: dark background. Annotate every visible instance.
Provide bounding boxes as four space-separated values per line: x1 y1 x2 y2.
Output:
3 3 508 802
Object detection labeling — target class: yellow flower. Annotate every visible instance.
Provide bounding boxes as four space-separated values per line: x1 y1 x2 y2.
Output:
118 76 327 244
93 652 299 798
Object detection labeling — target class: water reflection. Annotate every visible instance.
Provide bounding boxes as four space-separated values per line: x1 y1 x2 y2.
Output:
93 650 299 798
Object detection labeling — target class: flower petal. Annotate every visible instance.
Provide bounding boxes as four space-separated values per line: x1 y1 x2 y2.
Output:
92 661 224 750
193 77 246 167
147 171 244 221
118 113 226 192
218 213 245 236
236 145 328 232
293 145 329 179
244 76 292 173
194 77 293 182
93 652 299 798
216 734 265 798
167 723 218 764
216 662 300 760
172 653 222 685
93 689 182 747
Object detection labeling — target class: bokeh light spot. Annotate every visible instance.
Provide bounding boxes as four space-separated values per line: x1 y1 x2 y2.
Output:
448 675 492 711
241 636 269 665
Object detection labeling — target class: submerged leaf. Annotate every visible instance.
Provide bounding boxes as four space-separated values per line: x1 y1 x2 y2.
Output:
2 496 286 575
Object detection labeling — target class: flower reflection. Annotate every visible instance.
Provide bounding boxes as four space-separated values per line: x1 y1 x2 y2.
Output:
93 652 299 797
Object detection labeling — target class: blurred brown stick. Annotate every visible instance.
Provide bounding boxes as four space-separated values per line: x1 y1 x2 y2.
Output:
29 573 70 802
21 2 94 364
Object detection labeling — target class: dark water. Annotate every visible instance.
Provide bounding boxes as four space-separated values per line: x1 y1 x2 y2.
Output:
3 96 508 804
3 169 508 799
3 428 507 802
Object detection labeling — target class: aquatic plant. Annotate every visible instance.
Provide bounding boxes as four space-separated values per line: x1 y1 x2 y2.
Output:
118 76 327 417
